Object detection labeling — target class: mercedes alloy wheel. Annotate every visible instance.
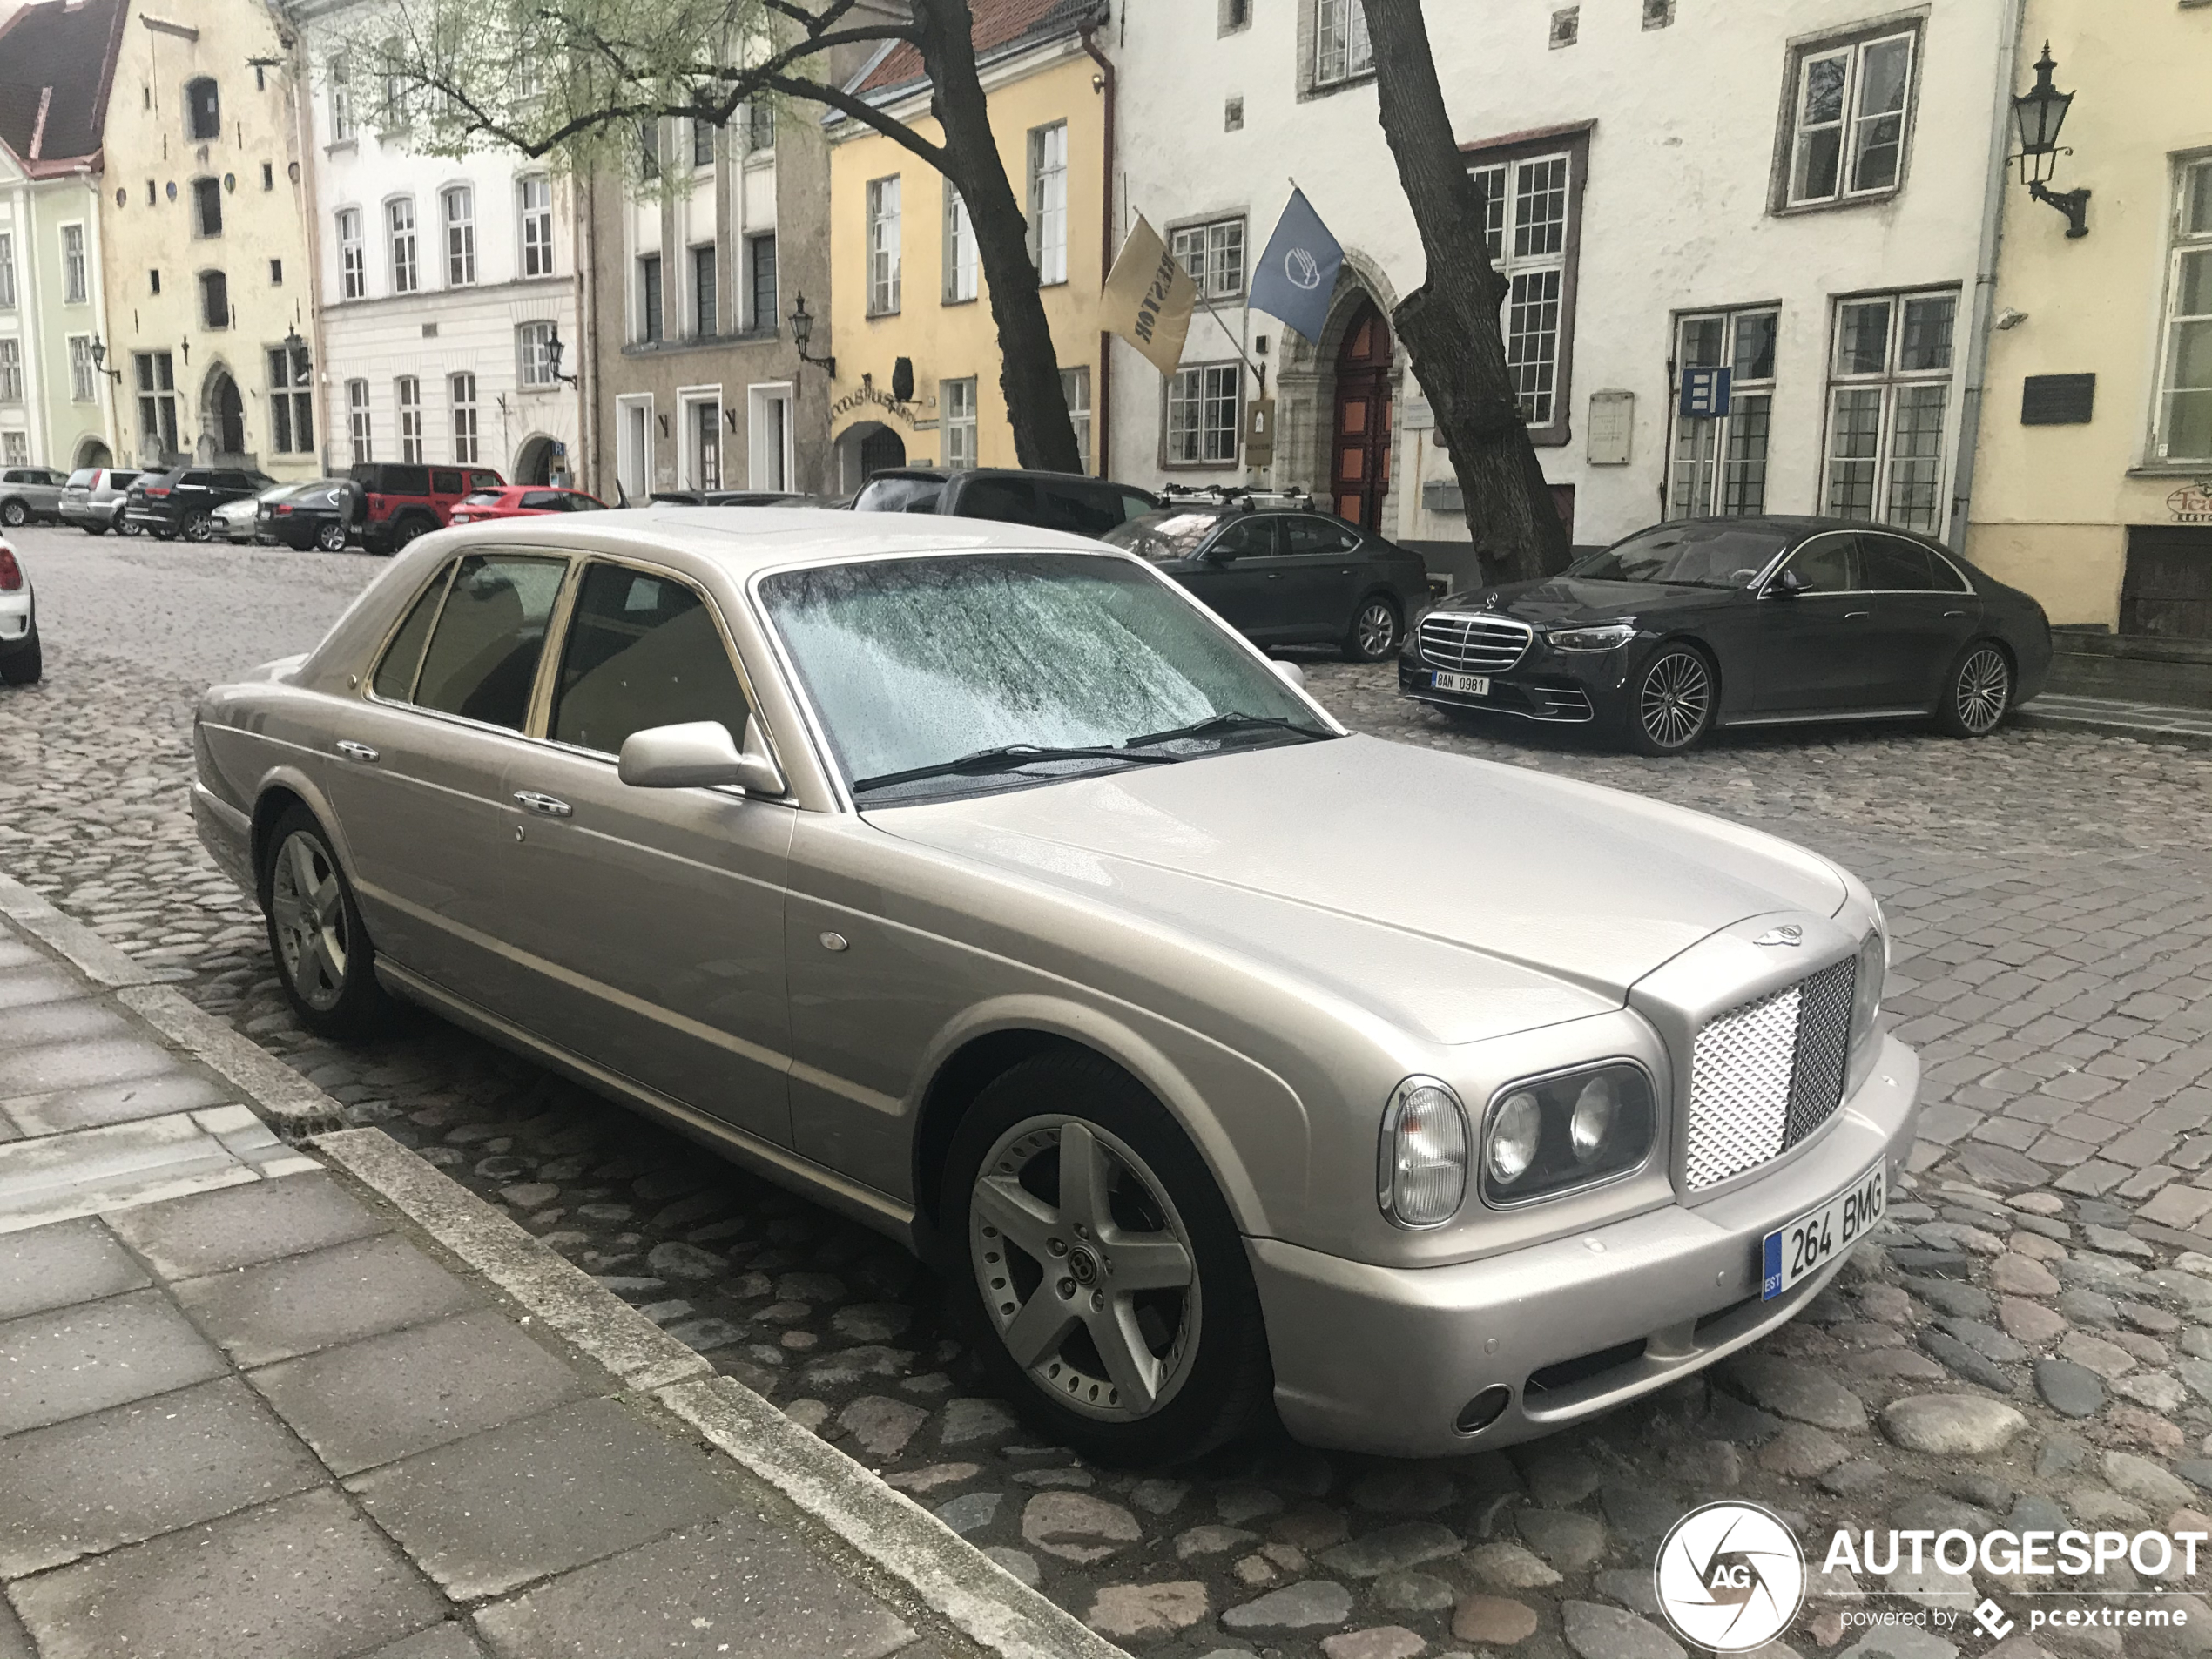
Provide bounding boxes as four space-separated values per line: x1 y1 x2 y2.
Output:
1629 645 1715 755
1940 643 2012 738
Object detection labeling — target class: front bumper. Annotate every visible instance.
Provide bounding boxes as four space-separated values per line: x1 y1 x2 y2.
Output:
1397 642 1642 725
1251 1032 1919 1457
191 780 256 897
0 589 33 654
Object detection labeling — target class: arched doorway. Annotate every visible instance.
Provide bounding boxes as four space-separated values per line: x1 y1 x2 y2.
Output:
1331 300 1393 530
515 435 556 485
72 435 112 470
199 366 246 462
836 421 907 494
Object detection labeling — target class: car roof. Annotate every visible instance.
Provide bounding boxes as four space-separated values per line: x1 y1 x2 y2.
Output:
866 467 1118 485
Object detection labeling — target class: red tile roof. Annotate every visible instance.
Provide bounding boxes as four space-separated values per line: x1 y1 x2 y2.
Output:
856 0 1099 97
0 0 128 174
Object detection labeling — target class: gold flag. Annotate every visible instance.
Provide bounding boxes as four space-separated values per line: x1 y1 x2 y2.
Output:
1103 215 1197 377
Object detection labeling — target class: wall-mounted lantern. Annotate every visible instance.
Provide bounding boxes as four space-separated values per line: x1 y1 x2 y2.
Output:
789 292 834 377
2011 43 2091 239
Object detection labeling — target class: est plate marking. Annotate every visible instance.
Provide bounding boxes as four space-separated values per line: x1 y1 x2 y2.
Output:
1761 1157 1885 1300
1433 671 1491 696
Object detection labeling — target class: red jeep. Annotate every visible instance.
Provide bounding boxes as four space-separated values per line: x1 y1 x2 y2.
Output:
350 462 506 555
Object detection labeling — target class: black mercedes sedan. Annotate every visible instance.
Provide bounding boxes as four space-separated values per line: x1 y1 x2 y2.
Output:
1399 517 2053 754
1105 492 1433 660
258 480 361 551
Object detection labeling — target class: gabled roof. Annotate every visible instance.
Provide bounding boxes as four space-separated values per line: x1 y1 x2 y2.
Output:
0 0 129 176
853 0 1102 100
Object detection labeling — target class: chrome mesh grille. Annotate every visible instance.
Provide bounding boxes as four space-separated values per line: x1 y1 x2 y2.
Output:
1419 612 1534 671
1685 957 1858 1191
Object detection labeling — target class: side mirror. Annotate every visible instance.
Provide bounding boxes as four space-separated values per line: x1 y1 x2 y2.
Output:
618 715 786 797
1768 569 1808 598
1272 659 1307 690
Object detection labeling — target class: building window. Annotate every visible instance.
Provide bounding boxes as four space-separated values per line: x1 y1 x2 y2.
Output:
1 433 23 467
517 320 556 388
136 352 179 457
1823 288 1958 533
185 76 220 141
396 374 423 462
347 378 372 463
2154 157 2212 464
192 176 223 237
0 234 14 307
639 254 664 342
261 161 273 191
1062 366 1092 474
617 395 651 498
68 335 96 402
691 398 721 489
1669 307 1779 518
329 59 354 141
943 182 977 303
450 372 479 462
692 117 715 169
443 185 475 285
150 269 161 294
747 98 775 153
640 118 660 179
1028 122 1068 286
337 208 365 299
268 345 314 454
749 233 777 331
942 378 978 470
1782 27 1916 210
0 341 20 402
1314 0 1372 85
61 225 87 304
519 177 555 277
388 198 419 293
1468 146 1577 430
691 244 717 337
1170 216 1246 300
199 269 230 329
867 176 901 316
270 258 283 285
1166 363 1242 465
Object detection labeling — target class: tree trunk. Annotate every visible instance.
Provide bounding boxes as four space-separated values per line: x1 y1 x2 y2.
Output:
1360 0 1570 586
913 0 1083 475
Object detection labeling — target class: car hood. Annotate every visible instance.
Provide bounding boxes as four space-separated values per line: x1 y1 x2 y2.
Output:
1445 577 1741 627
871 734 1847 1046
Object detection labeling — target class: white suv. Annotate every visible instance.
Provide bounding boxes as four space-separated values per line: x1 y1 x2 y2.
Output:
0 533 39 684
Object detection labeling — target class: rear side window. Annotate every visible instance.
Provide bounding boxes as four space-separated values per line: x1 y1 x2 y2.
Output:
1285 516 1359 556
469 469 503 490
853 477 944 514
67 469 95 488
521 490 567 509
381 465 431 496
371 562 454 701
431 469 464 495
957 477 1037 523
1037 481 1122 538
1210 516 1278 558
411 554 568 730
551 563 753 757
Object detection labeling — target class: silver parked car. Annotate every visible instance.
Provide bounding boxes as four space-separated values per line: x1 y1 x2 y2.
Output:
58 467 144 535
191 514 1918 1463
0 466 67 527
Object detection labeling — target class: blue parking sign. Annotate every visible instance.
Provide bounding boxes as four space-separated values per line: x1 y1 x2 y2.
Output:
1680 367 1732 419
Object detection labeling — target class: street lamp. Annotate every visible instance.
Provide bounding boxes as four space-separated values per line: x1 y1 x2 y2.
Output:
788 291 834 377
86 335 123 383
2011 43 2091 239
546 323 579 387
282 324 311 379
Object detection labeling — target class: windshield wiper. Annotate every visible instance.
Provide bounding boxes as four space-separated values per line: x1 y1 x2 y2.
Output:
851 744 1181 794
1125 711 1334 749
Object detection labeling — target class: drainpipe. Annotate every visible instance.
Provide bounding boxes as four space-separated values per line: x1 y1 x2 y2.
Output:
1080 7 1114 478
1948 0 2028 550
577 174 600 496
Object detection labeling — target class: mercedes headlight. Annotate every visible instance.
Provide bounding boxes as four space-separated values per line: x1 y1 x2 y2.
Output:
1481 1062 1655 1206
1378 1076 1470 1228
1548 621 1638 651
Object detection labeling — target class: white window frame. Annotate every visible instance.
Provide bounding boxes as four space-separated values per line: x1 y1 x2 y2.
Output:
347 378 373 463
867 175 901 317
2152 155 2212 466
0 340 21 403
1028 122 1068 286
747 381 795 490
396 374 423 462
679 388 723 490
328 58 354 142
1821 287 1959 534
387 197 419 293
337 208 366 300
1782 27 1917 210
1669 306 1779 519
1170 217 1247 301
1468 148 1575 431
268 345 314 455
1062 366 1092 475
1164 361 1242 467
442 185 476 286
519 176 555 278
616 392 652 499
0 432 24 467
60 223 87 305
943 180 977 304
1314 0 1372 86
517 320 556 388
67 334 96 403
135 352 179 459
942 377 977 471
450 372 479 463
0 233 15 308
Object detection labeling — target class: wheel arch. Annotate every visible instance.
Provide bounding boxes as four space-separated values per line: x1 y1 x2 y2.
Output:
249 769 354 902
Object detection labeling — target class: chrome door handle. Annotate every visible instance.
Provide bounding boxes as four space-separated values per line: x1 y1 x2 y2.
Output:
1844 610 1871 620
513 790 572 818
1944 609 1968 617
334 740 380 763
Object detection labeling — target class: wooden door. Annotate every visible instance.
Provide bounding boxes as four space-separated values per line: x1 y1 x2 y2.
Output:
1332 301 1393 531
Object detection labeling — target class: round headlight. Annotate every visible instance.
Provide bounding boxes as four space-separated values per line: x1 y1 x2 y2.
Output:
1488 1091 1541 1184
1379 1078 1470 1228
1569 1075 1617 1163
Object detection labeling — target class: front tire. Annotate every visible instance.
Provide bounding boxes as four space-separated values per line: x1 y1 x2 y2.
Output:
183 512 217 543
260 806 388 1039
1622 644 1716 755
1343 595 1404 663
1938 642 2013 738
0 501 24 528
941 1051 1272 1467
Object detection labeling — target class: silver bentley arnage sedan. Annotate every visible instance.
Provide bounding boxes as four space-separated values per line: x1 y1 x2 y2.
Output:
192 512 1919 1465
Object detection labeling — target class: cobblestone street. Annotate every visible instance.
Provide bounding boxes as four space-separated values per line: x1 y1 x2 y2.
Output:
6 524 2212 1659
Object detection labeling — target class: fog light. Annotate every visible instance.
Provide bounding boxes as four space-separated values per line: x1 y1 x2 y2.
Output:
1487 1091 1541 1184
1455 1384 1512 1434
1569 1076 1617 1163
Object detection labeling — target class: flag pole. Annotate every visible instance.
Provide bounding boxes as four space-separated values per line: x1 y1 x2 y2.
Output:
1132 205 1269 394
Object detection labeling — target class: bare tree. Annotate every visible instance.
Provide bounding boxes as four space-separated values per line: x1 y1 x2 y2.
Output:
364 0 1084 472
1360 0 1570 583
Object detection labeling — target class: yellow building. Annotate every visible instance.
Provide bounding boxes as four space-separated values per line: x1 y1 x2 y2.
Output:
96 0 319 480
824 0 1106 489
1966 3 2212 645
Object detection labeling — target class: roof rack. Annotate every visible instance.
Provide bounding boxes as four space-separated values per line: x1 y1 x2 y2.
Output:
1157 482 1316 512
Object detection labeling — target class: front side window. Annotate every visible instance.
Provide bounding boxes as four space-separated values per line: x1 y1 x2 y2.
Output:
519 177 555 278
1468 149 1575 429
1669 306 1779 518
1166 362 1242 465
1062 366 1092 475
0 340 21 402
640 254 663 343
347 378 372 463
2155 158 2212 464
68 335 96 402
1569 522 1786 588
1824 288 1958 533
337 208 365 299
1028 122 1068 286
517 320 556 388
1170 217 1247 300
1784 29 1916 209
199 269 229 330
450 372 479 462
185 77 220 141
443 186 476 285
388 198 419 293
396 375 422 462
867 176 901 315
551 563 752 756
268 346 314 453
943 182 977 303
409 553 568 731
943 377 977 470
61 225 87 304
1314 0 1372 85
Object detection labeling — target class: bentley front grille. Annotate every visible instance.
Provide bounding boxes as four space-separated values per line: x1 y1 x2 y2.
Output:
1684 957 1858 1191
1418 612 1534 672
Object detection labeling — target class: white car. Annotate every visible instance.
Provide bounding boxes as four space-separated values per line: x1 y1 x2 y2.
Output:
0 533 39 684
215 484 298 544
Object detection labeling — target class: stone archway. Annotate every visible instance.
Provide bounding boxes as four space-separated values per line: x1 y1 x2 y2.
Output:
1273 254 1405 519
834 421 906 496
71 435 112 470
199 364 246 463
515 435 557 486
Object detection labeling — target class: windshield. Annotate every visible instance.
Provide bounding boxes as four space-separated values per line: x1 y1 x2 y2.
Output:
759 552 1332 802
1101 510 1224 564
853 477 946 514
1568 523 1788 589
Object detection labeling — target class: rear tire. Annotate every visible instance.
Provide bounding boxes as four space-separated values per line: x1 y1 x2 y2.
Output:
1621 644 1716 756
1342 595 1404 663
1937 641 2013 738
316 521 347 552
183 512 217 543
0 501 24 527
0 626 40 685
260 806 388 1039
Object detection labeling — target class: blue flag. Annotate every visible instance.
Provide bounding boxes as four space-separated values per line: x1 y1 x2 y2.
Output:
1250 188 1345 343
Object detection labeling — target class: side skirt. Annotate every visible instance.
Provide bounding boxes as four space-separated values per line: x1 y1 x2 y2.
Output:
1719 707 1932 728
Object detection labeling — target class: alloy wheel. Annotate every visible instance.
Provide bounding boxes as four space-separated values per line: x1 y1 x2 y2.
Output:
317 522 347 552
1354 601 1399 658
184 512 216 543
269 830 350 1012
1955 646 2011 735
1639 650 1712 750
968 1116 1202 1421
0 502 24 527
